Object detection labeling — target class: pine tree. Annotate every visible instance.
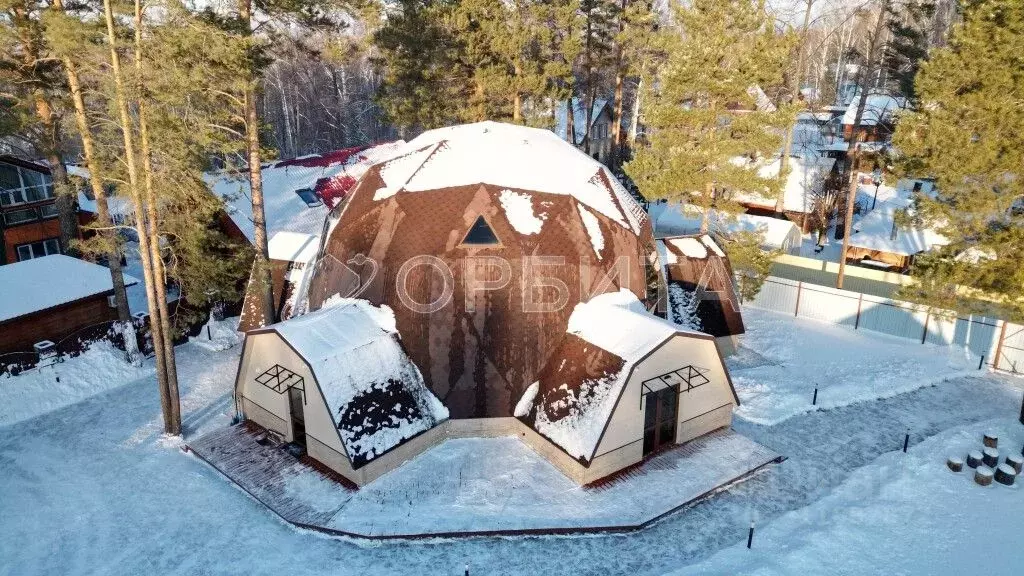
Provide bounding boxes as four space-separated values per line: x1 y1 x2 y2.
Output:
883 1 937 102
373 0 465 131
43 0 132 321
893 0 1024 320
0 0 79 254
578 0 617 147
625 0 793 291
626 0 792 223
610 0 659 166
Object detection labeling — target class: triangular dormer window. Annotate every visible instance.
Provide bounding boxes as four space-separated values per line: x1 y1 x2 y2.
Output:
461 215 499 245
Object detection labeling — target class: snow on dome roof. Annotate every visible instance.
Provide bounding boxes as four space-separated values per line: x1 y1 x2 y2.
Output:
370 121 645 234
271 298 447 464
0 255 139 323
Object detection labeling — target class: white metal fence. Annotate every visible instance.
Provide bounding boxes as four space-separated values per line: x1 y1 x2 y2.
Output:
746 276 1024 374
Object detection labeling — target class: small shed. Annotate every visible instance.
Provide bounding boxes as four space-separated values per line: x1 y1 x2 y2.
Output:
234 298 448 486
655 235 746 354
522 290 739 484
237 231 320 332
0 255 138 355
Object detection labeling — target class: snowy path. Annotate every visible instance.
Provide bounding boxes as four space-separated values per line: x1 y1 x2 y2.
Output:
674 418 1024 575
1 340 1021 574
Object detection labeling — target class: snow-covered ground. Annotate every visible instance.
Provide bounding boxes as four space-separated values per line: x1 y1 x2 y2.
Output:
1 310 1021 575
673 418 1024 575
729 307 978 425
0 341 151 427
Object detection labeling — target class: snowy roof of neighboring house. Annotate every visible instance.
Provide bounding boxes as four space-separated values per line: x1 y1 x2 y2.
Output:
530 289 707 461
650 204 801 252
208 141 406 244
0 255 139 323
849 197 949 256
267 231 320 264
842 93 906 126
372 121 645 233
270 298 448 465
553 97 610 145
728 155 835 213
68 165 135 218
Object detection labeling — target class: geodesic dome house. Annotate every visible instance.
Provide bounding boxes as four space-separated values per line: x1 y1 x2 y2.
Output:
234 122 741 487
303 121 653 420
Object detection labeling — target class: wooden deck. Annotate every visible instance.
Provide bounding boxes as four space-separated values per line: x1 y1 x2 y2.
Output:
189 423 781 540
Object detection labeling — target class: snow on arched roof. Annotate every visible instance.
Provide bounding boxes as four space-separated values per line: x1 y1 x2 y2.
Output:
532 289 716 460
271 298 448 464
370 121 645 234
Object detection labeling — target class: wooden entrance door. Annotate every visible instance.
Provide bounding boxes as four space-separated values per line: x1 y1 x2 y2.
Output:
643 385 678 456
288 387 306 446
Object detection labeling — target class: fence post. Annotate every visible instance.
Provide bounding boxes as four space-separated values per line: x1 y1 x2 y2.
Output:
855 292 863 330
993 321 1009 372
794 281 803 317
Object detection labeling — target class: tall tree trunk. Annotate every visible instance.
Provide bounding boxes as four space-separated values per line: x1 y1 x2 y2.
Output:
701 182 713 233
628 77 642 146
55 0 130 321
239 0 276 327
777 0 815 214
565 97 575 143
837 0 889 289
610 0 627 168
513 59 523 123
134 0 181 434
10 4 79 252
102 0 173 433
278 71 294 158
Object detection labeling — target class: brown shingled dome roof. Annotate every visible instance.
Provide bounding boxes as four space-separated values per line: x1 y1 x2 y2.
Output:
304 122 655 418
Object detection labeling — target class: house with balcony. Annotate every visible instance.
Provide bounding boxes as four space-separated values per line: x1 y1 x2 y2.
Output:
0 156 91 265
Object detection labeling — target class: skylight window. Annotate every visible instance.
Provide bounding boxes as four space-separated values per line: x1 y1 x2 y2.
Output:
461 215 499 245
294 188 322 208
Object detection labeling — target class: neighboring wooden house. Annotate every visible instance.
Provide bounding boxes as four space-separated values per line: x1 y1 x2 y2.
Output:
841 93 905 142
0 156 92 265
846 193 948 271
554 97 614 164
729 154 839 231
0 255 138 355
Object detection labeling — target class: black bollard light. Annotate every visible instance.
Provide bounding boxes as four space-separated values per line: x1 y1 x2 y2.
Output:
1019 392 1024 426
812 387 818 406
747 521 755 549
465 564 469 576
903 431 910 453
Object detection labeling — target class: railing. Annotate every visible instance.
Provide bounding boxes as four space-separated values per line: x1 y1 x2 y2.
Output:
0 320 142 378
